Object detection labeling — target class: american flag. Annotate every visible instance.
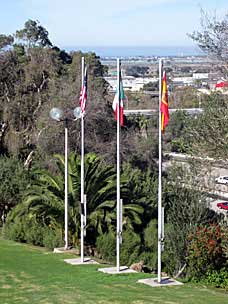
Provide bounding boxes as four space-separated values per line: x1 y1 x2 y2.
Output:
79 67 87 113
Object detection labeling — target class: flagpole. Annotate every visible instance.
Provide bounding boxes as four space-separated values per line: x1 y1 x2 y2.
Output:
116 58 121 273
81 56 85 263
157 58 163 283
64 118 69 250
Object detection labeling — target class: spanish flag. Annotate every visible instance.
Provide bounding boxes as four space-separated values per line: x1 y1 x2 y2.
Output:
160 71 169 132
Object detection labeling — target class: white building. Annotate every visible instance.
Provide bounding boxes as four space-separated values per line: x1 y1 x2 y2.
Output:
104 76 158 92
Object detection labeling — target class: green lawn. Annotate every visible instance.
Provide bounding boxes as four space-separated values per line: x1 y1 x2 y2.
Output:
0 238 227 304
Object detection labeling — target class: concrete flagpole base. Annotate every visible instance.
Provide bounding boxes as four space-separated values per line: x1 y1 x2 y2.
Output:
64 257 99 265
98 266 137 274
53 247 79 254
138 277 183 287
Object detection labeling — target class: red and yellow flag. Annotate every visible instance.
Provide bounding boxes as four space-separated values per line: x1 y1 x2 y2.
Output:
160 71 169 132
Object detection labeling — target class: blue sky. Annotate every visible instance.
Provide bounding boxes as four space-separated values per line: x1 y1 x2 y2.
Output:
0 0 227 47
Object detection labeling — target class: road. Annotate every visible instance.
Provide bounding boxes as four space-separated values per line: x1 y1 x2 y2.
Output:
124 108 203 116
163 152 228 200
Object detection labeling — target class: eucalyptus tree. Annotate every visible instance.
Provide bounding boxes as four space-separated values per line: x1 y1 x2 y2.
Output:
0 34 14 50
15 19 52 48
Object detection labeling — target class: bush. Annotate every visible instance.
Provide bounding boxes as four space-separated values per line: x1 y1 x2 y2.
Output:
3 213 63 249
96 232 116 263
96 229 142 265
120 229 141 265
140 219 157 270
186 224 227 280
43 228 63 249
0 156 31 225
203 268 228 289
139 251 157 271
3 216 26 242
24 221 44 246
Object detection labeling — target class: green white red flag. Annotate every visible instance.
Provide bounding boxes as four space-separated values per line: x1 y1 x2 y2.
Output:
112 79 125 126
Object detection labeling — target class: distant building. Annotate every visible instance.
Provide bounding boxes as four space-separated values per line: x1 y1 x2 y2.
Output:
192 73 208 80
104 76 157 92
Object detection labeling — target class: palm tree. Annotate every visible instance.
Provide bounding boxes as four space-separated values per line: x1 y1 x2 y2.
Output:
10 152 117 246
7 152 146 247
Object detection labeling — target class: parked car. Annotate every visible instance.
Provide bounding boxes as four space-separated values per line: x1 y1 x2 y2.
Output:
217 202 228 210
215 176 228 185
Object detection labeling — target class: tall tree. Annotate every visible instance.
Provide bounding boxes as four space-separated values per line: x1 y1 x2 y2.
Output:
15 19 52 48
0 34 14 50
189 10 228 72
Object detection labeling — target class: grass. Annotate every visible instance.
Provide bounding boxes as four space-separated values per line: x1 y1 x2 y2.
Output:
0 238 228 304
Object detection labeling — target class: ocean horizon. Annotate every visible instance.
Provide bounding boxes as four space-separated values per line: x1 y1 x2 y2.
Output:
62 45 203 57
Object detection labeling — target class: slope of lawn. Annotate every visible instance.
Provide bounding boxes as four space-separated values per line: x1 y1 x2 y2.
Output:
0 238 227 304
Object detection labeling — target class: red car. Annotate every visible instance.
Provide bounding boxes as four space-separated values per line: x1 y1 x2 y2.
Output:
217 202 228 210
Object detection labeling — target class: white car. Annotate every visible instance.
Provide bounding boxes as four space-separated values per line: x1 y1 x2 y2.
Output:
215 176 228 185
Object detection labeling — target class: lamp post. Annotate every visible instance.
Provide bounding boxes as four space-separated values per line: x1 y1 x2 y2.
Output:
50 106 81 250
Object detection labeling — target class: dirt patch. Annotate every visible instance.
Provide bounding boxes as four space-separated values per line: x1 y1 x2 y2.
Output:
2 284 11 289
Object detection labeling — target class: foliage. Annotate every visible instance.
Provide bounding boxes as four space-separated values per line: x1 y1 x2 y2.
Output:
189 10 228 69
164 93 228 159
0 156 31 225
120 229 141 265
7 152 118 247
203 268 228 290
96 232 116 263
169 86 200 109
186 93 228 159
164 110 191 153
3 214 26 242
42 228 64 249
140 219 157 270
15 19 52 48
96 228 142 265
142 81 158 91
0 34 14 49
3 213 63 249
163 163 215 276
186 224 228 280
125 65 149 77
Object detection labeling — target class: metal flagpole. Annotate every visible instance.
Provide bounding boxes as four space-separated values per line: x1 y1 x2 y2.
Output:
84 194 87 236
120 199 123 244
81 56 85 263
116 58 121 272
157 58 163 283
64 118 69 250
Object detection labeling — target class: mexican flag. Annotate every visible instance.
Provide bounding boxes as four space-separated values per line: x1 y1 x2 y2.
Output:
112 81 125 126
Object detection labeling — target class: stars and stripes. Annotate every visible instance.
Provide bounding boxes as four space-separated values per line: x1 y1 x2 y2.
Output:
80 67 87 113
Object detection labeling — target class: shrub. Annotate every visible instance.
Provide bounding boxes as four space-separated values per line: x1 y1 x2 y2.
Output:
139 251 157 271
120 229 141 265
43 228 64 249
3 216 44 245
186 224 227 280
96 232 116 263
3 213 63 249
203 268 228 289
96 229 142 265
140 219 157 270
3 216 26 242
24 221 44 246
0 157 32 226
